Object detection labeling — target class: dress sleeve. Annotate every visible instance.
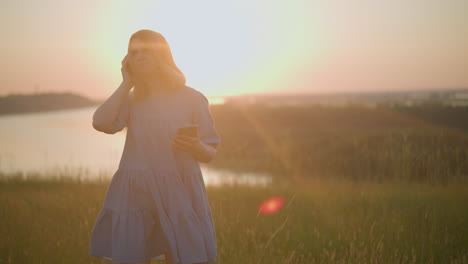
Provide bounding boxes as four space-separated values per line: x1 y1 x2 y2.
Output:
110 94 130 133
93 92 131 134
192 92 221 146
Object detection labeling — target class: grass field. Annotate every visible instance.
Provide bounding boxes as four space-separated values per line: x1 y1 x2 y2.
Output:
209 104 468 184
0 174 467 264
1 104 468 263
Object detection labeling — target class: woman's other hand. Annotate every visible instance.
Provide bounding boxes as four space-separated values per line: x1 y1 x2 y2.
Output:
172 134 203 154
172 135 217 162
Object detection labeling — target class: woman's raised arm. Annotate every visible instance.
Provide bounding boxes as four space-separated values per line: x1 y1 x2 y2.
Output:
92 81 133 134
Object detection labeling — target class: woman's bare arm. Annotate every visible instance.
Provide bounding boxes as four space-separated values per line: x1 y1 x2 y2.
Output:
192 142 217 163
92 81 132 134
172 135 218 163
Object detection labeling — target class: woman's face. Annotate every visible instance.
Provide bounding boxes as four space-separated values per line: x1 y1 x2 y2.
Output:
128 38 159 76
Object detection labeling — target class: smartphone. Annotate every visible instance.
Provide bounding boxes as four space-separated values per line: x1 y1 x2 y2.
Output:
177 125 199 137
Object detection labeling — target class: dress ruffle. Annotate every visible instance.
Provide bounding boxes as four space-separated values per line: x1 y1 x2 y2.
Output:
89 208 168 263
89 167 217 264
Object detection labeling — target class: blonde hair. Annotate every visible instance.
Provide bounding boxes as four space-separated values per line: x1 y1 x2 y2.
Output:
127 29 186 102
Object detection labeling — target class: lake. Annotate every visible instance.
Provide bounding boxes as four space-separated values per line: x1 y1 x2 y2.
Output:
0 106 272 186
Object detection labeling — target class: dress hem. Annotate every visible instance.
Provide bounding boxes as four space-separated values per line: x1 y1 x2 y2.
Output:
90 251 217 264
89 252 165 263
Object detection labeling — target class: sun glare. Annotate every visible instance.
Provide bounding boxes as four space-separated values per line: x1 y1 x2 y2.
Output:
85 0 321 98
258 196 285 215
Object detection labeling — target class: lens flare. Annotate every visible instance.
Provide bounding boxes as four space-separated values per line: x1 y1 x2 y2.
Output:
258 196 285 214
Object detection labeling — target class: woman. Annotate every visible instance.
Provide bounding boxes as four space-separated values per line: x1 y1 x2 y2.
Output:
89 29 220 264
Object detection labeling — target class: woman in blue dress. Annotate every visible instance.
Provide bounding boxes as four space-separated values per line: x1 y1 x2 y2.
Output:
89 29 220 264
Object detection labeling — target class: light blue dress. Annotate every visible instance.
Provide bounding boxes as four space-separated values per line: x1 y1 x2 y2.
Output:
89 86 220 264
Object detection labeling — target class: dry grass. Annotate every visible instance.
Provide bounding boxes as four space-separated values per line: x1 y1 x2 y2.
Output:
209 104 468 184
0 173 467 263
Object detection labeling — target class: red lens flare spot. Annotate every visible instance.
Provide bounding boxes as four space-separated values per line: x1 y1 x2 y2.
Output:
258 196 285 214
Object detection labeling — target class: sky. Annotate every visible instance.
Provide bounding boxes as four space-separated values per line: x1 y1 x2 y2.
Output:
1 0 467 100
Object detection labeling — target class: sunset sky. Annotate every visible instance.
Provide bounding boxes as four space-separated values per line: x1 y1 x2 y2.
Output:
1 0 467 100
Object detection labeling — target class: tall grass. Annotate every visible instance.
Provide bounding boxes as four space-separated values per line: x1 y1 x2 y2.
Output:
210 104 468 184
0 173 467 263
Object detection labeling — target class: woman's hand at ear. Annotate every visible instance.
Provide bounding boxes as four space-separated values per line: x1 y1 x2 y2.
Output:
172 135 217 163
121 54 134 89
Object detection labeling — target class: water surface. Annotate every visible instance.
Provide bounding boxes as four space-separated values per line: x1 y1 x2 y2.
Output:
0 107 272 186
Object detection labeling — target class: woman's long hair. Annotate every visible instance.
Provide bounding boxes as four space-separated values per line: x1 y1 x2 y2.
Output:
127 29 186 102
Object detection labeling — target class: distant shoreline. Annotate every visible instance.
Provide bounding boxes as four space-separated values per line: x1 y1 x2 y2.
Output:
2 88 468 115
0 92 100 115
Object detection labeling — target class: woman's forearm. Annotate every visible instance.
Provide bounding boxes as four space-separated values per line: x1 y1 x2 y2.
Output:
92 82 132 132
193 142 217 163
